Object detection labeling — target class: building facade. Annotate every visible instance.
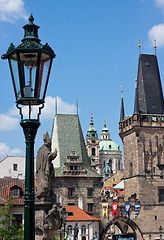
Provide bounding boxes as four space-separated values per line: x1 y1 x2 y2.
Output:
0 156 25 179
51 114 102 219
119 53 164 239
86 116 122 175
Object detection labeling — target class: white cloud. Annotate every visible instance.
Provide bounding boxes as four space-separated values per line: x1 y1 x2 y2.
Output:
148 23 164 47
0 0 28 23
0 142 23 159
0 96 77 131
154 0 164 9
41 96 77 119
8 105 19 116
0 114 19 131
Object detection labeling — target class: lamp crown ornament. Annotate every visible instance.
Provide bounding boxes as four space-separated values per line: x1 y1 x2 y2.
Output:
2 14 56 107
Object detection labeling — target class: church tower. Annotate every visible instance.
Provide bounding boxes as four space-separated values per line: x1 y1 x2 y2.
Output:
85 114 101 174
119 52 164 237
99 119 122 174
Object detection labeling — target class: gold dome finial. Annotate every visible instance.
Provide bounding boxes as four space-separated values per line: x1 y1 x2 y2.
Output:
138 38 141 55
120 85 123 94
104 117 106 127
91 112 93 119
154 39 157 55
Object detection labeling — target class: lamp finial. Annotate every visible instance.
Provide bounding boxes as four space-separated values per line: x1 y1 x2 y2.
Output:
29 14 34 24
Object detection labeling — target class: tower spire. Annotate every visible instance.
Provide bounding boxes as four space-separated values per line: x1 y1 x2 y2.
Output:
120 86 125 122
134 77 139 114
86 113 98 138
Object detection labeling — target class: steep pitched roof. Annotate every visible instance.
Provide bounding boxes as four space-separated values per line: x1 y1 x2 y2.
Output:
0 178 25 205
65 205 100 221
120 92 125 122
135 54 164 114
51 114 100 177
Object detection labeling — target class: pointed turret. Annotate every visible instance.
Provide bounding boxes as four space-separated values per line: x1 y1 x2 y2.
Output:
120 89 125 122
100 118 110 140
136 54 164 114
134 78 139 114
86 114 98 138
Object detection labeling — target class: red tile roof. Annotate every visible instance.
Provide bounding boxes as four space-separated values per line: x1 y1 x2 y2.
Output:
0 178 25 206
65 205 100 222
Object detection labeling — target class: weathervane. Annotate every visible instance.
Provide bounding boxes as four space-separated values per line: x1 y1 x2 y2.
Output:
154 39 157 55
138 38 141 54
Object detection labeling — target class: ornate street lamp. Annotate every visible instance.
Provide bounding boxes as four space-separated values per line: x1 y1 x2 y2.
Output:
61 207 68 240
1 14 55 240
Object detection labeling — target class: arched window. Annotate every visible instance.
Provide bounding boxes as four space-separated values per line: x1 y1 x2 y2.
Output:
82 237 86 240
81 225 86 234
92 148 95 156
67 225 72 235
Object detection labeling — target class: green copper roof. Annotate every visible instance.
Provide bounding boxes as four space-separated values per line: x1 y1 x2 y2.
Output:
51 114 100 178
99 139 121 151
86 115 98 138
102 163 113 175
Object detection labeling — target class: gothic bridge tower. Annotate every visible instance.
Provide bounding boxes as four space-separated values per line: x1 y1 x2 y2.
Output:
119 52 164 238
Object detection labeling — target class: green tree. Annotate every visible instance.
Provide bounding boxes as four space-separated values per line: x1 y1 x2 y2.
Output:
0 197 24 240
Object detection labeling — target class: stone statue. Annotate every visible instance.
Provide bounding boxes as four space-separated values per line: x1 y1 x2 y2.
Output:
35 204 61 240
73 223 79 240
36 132 57 199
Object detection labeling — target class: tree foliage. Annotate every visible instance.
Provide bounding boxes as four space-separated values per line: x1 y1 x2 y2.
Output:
0 197 24 240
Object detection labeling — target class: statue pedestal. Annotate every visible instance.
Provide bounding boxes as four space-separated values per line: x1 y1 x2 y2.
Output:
35 198 61 240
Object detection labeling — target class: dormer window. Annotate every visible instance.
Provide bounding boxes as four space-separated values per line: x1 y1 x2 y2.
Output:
10 185 23 198
13 189 19 197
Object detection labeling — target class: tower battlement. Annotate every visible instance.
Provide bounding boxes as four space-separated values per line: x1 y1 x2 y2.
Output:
119 114 164 138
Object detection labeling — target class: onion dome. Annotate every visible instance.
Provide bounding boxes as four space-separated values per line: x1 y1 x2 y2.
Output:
86 114 98 138
102 162 113 181
99 119 121 151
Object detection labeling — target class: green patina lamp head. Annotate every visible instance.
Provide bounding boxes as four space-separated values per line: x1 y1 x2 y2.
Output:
1 14 56 106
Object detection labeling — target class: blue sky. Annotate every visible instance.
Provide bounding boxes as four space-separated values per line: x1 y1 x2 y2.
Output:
0 0 164 159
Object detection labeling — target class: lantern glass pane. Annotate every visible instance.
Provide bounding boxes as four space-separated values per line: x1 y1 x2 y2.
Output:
37 53 51 99
10 54 21 100
20 52 38 98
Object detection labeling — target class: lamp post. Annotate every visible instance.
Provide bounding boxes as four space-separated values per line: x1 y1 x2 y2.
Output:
159 226 163 240
61 207 68 240
1 14 56 240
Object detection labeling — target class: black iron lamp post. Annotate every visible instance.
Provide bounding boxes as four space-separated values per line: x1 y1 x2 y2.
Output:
159 226 163 240
61 207 68 240
1 14 55 240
